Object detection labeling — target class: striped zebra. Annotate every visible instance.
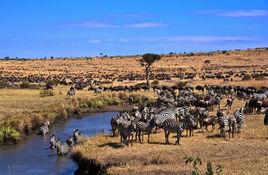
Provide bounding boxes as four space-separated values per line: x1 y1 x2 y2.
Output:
183 114 197 137
66 89 75 98
49 134 58 149
160 118 186 145
55 139 70 156
39 120 50 136
217 111 229 138
135 118 156 143
234 108 245 133
175 106 189 120
228 115 238 138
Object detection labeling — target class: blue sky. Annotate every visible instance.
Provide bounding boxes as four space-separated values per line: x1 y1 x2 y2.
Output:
0 0 267 58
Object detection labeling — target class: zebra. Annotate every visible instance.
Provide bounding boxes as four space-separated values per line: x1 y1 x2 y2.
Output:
217 111 229 138
201 116 217 132
264 110 268 125
110 115 119 136
183 113 197 137
66 136 75 148
39 120 50 136
94 87 102 94
73 129 80 144
55 138 70 156
234 108 245 133
49 134 58 149
66 89 75 98
160 118 186 145
115 116 135 146
135 118 156 143
228 114 238 138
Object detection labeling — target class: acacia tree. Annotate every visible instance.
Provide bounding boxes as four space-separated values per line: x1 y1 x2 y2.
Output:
139 53 161 88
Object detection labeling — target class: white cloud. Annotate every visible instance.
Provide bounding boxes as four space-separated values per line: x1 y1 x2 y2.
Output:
73 21 118 28
128 36 258 43
111 13 151 18
119 38 129 42
88 39 102 44
197 9 268 17
126 22 168 28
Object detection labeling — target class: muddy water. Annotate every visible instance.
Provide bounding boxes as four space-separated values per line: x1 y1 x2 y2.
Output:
0 112 116 175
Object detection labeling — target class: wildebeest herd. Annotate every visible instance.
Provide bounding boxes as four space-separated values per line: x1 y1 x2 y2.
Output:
110 85 268 145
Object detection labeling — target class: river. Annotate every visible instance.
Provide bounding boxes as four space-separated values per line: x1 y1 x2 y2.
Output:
0 112 116 175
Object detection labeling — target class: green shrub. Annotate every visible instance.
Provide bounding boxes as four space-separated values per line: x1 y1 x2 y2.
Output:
20 81 40 89
39 89 54 97
0 127 21 144
242 74 251 81
86 98 105 109
176 81 187 89
184 155 223 175
128 94 149 105
0 81 9 89
151 80 159 85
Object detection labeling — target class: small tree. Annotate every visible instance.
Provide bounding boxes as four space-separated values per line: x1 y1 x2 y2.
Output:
140 53 161 88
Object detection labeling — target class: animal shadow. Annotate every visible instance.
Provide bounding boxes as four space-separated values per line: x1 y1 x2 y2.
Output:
98 142 125 149
206 134 222 138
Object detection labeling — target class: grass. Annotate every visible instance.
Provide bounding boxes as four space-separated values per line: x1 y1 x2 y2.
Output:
73 99 268 175
0 86 156 144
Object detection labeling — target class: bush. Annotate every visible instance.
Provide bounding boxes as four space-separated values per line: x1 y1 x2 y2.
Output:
151 80 159 85
242 74 251 81
39 89 54 97
176 81 187 89
0 127 21 145
20 81 40 89
86 98 105 109
184 156 223 175
128 94 149 105
0 81 9 89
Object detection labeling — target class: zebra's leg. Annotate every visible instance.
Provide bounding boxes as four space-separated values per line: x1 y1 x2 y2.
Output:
138 131 142 143
175 132 179 145
147 132 150 143
142 132 144 141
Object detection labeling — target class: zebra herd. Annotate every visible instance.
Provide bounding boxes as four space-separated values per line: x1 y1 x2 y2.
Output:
38 122 87 156
49 129 87 156
110 88 248 145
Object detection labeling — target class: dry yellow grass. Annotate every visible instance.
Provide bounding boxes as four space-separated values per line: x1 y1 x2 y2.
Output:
73 100 268 175
0 86 155 136
1 49 267 82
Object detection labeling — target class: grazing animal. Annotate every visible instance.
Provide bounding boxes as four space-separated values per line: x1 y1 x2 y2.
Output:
49 134 58 149
66 88 75 98
39 120 50 136
160 118 186 145
225 97 234 110
264 112 268 125
135 118 156 143
201 116 217 132
217 111 229 138
234 108 245 133
183 114 197 137
55 139 70 156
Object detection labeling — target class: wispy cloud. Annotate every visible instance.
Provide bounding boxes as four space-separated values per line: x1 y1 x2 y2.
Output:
72 21 118 28
69 21 168 28
197 9 268 17
126 22 168 28
110 13 152 18
88 39 102 44
87 36 258 44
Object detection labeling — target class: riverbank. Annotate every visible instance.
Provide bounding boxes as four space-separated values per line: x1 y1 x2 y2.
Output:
73 115 268 175
0 86 156 145
72 100 268 175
